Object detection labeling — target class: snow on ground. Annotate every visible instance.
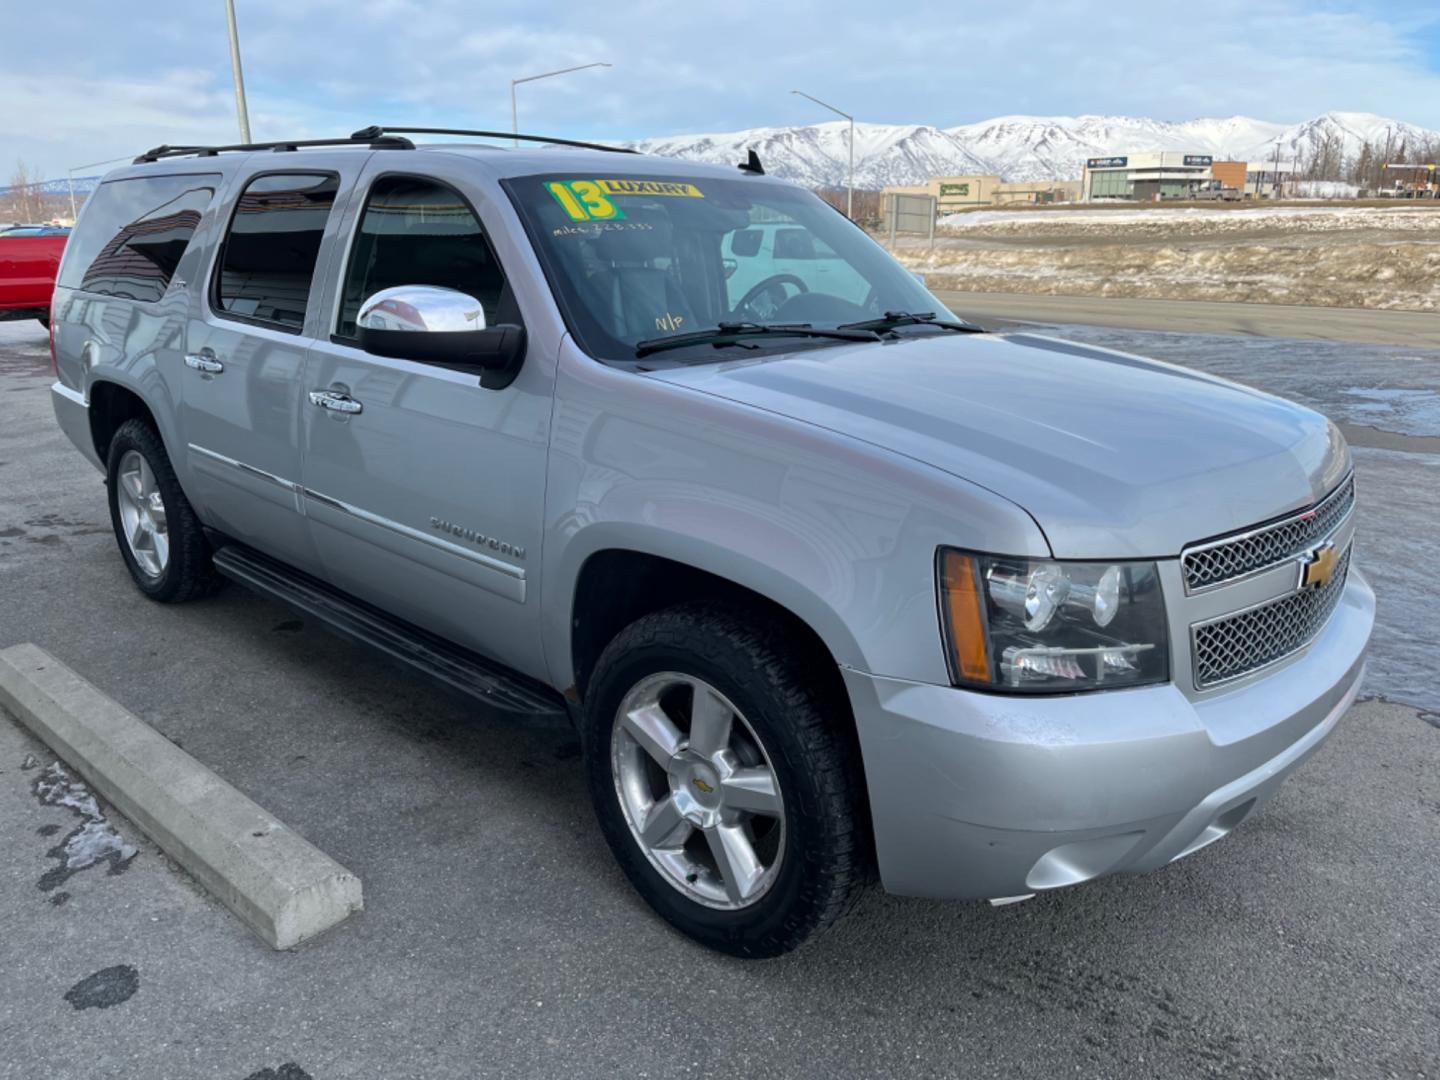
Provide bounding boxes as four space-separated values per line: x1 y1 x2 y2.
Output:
898 204 1440 310
939 205 1440 229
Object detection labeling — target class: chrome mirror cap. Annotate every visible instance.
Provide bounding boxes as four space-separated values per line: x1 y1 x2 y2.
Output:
357 286 487 333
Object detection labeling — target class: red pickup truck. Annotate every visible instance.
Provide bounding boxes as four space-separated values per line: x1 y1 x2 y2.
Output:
0 225 69 326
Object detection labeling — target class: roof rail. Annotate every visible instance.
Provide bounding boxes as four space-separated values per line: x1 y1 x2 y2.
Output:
133 132 414 164
350 125 638 155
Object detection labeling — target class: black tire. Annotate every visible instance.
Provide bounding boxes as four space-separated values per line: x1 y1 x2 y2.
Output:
583 603 868 957
105 418 220 603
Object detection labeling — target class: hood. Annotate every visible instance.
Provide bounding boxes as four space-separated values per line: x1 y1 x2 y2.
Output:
646 331 1349 559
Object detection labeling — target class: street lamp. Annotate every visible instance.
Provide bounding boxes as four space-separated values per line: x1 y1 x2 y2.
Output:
224 0 252 143
65 155 132 223
792 89 854 219
511 63 612 146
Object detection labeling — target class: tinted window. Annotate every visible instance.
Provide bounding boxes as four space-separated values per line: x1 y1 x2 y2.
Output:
214 173 338 330
729 228 762 257
337 175 511 338
773 229 817 260
57 174 219 301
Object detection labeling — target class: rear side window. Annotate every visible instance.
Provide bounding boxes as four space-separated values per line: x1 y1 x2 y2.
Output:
336 175 511 339
729 228 763 257
213 172 339 331
58 174 220 302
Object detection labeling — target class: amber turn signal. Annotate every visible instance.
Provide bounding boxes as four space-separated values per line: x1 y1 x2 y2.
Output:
939 549 992 684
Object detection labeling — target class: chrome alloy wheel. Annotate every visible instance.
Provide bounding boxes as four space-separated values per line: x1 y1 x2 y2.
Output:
115 449 169 578
611 672 786 910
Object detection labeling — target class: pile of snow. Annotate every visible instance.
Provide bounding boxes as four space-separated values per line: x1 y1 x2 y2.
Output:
937 205 1431 229
1293 180 1362 199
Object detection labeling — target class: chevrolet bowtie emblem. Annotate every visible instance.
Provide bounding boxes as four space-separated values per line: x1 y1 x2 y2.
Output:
1300 542 1339 590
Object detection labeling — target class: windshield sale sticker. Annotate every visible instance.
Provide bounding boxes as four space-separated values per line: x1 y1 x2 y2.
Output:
546 179 706 221
596 179 705 198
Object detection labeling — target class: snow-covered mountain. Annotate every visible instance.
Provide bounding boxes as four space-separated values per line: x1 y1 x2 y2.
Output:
624 111 1440 188
629 121 991 190
0 174 101 198
947 115 1291 182
1255 112 1438 169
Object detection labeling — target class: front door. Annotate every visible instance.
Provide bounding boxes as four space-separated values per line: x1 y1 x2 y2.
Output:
180 163 362 573
298 165 553 679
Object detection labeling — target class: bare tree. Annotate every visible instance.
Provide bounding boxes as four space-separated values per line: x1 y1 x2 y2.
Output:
7 160 47 223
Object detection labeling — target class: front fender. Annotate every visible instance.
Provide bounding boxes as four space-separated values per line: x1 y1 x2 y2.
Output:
541 341 1050 689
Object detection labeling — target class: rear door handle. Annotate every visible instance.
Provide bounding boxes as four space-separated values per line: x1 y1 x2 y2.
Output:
309 389 363 415
184 352 224 374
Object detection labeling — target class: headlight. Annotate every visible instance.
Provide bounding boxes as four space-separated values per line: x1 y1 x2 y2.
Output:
937 549 1169 693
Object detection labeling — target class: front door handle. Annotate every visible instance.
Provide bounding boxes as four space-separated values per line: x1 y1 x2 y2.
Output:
309 389 363 415
184 352 224 374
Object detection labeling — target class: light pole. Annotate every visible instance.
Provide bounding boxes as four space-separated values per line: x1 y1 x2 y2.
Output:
65 155 132 223
224 0 252 143
511 63 612 146
792 89 854 219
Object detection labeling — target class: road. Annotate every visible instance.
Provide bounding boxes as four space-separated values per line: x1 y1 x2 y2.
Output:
1 318 1437 1080
937 290 1440 348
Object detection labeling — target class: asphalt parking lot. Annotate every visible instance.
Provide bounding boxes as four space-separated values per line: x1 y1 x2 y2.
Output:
1 316 1437 1080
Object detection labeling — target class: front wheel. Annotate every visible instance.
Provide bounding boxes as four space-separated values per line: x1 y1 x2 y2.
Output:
583 604 868 957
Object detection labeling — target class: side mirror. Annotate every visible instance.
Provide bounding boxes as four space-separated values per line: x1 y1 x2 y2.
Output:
356 285 525 390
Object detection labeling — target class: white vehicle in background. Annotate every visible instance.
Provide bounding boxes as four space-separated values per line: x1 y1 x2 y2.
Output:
723 221 870 319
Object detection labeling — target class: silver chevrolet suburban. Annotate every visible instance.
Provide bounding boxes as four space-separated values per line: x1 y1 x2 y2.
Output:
48 128 1373 956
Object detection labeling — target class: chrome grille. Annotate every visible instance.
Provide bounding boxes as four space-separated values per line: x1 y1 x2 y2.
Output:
1191 545 1351 688
1182 474 1355 592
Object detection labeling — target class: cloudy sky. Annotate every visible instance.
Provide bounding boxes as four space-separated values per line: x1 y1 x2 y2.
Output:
6 0 1440 179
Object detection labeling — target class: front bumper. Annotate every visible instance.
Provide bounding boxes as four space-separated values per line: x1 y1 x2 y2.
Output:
845 567 1375 900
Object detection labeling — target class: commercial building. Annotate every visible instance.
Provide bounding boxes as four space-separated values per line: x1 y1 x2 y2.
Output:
1210 161 1247 192
993 179 1082 205
1082 152 1219 201
1245 161 1298 198
882 175 1002 214
880 176 1080 217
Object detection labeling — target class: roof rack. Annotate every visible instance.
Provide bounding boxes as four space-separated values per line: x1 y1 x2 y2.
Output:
133 132 414 164
350 125 638 155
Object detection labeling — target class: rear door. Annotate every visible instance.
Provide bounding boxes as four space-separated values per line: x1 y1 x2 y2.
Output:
298 158 555 679
180 158 365 573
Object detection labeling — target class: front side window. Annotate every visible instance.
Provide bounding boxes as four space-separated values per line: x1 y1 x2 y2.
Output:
57 174 219 302
213 172 338 331
336 175 511 339
504 173 949 365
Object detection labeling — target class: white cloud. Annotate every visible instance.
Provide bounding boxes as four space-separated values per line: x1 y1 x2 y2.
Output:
4 0 1438 177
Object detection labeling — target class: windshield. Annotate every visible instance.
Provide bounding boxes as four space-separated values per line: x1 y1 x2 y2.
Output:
2 226 69 238
503 173 954 364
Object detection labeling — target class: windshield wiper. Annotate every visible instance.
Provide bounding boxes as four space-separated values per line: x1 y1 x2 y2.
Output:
634 321 881 359
838 311 985 335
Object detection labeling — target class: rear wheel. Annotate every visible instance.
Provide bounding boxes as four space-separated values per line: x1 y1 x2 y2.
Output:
584 604 867 957
105 419 220 603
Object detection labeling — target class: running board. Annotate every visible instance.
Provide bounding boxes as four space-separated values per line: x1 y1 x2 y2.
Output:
212 545 568 720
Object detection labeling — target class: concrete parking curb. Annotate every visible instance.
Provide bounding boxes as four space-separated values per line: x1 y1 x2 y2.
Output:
0 642 362 949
